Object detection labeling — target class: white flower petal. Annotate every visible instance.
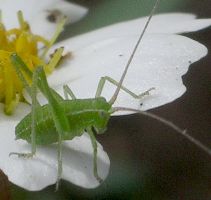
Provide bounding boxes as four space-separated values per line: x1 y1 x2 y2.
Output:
50 13 211 51
0 0 88 39
47 28 208 114
146 13 211 33
0 104 110 191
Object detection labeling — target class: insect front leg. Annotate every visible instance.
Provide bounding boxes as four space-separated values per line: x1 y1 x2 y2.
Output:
86 127 103 183
95 76 155 99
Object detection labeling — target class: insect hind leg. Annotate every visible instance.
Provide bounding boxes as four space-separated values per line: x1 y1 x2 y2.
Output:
9 55 41 159
95 76 155 99
36 67 71 190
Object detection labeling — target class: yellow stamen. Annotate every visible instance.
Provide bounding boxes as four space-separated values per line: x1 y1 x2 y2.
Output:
45 47 64 74
0 11 66 115
0 10 2 23
41 17 66 57
18 10 29 31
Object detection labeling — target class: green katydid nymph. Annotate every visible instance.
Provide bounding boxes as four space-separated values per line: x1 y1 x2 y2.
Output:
8 0 211 191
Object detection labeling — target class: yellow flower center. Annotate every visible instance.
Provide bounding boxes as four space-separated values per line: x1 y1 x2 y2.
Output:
0 11 65 115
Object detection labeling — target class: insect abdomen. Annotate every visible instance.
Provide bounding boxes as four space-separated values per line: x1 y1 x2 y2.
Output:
16 104 58 145
15 97 111 145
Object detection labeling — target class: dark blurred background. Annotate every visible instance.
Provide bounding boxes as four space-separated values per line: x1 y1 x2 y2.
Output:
6 0 211 199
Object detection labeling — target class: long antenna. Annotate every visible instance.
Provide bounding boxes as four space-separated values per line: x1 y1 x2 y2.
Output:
109 0 160 105
113 107 211 157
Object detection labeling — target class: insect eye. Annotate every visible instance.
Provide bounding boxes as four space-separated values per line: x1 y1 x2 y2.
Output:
99 111 106 118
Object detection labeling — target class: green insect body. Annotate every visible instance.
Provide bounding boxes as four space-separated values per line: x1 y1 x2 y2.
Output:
16 98 111 145
10 0 211 191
